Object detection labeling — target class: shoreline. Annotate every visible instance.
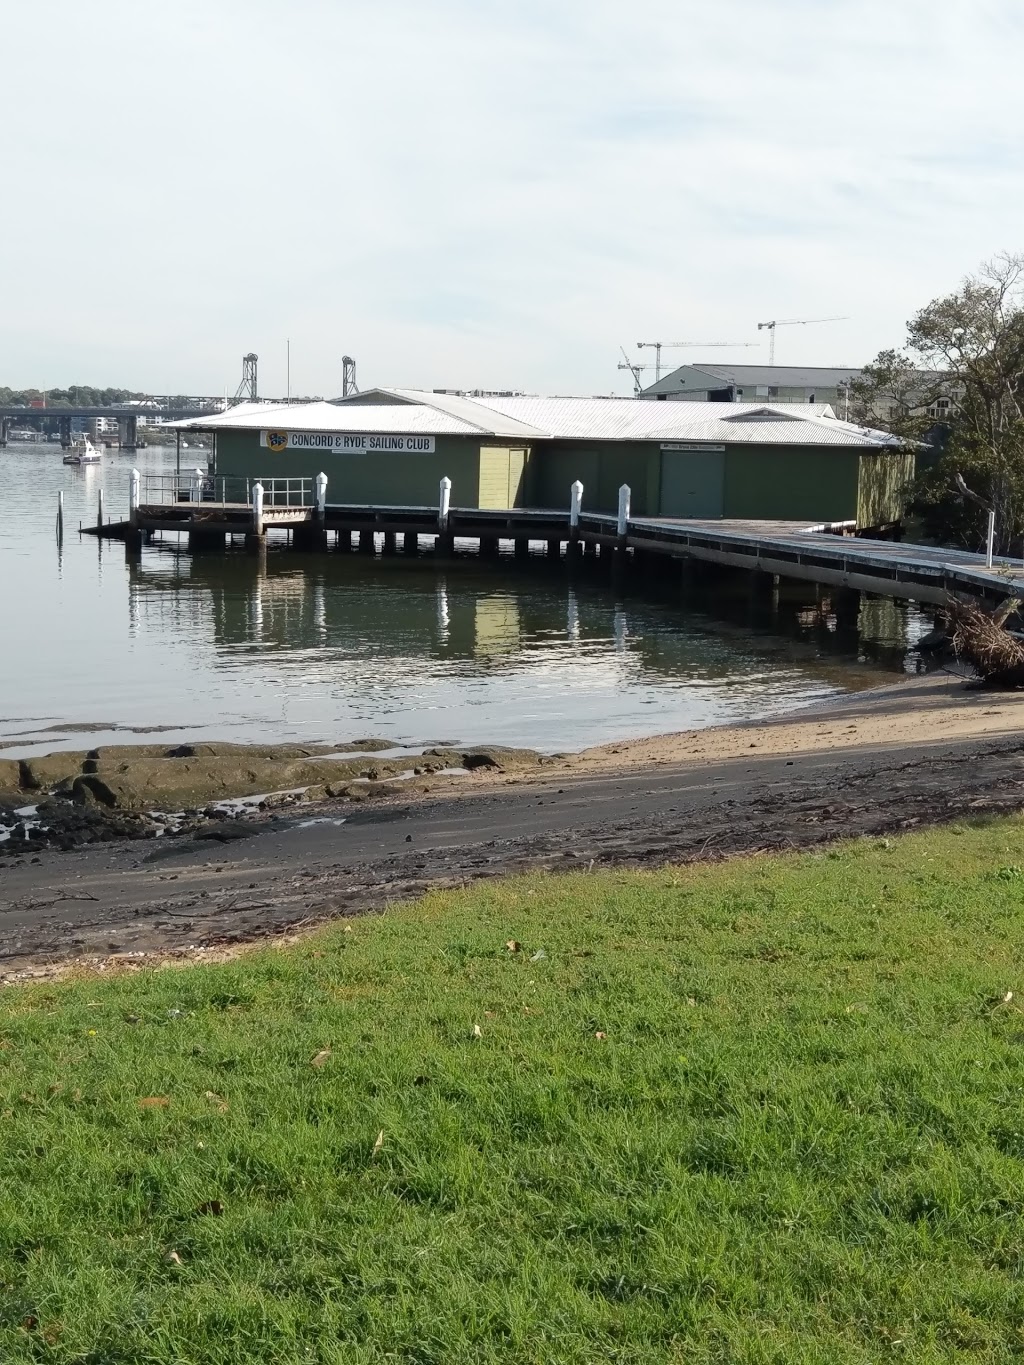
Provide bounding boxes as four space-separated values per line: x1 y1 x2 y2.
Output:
2 670 1021 839
2 712 1024 984
1 666 1024 978
567 668 1020 773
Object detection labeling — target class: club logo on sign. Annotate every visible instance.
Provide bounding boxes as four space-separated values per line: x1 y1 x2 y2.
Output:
266 431 288 453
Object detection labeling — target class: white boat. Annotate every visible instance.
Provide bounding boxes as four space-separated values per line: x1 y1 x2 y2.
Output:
63 438 103 466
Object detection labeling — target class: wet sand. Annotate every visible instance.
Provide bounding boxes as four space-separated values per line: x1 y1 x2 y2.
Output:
2 671 1023 982
558 672 1024 772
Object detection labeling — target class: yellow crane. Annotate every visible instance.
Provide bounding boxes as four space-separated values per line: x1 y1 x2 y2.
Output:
756 317 848 365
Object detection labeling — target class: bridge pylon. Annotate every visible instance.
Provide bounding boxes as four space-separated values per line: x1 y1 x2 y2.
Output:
119 415 139 450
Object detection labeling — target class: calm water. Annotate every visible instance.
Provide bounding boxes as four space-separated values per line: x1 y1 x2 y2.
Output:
0 442 933 759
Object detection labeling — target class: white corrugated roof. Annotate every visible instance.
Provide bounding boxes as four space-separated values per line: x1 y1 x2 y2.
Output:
355 388 548 438
394 392 899 448
170 400 495 437
177 391 900 449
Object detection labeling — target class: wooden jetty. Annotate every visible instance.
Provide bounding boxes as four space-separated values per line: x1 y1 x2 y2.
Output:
81 471 1024 608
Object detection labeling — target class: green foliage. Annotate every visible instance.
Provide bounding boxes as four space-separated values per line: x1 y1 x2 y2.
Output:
3 819 1024 1361
0 385 150 408
852 254 1024 552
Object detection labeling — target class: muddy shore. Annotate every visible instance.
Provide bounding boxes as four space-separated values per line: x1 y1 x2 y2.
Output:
1 672 1023 982
0 740 550 856
2 672 1021 861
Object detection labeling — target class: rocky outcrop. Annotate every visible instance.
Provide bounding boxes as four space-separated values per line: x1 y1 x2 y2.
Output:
0 737 546 819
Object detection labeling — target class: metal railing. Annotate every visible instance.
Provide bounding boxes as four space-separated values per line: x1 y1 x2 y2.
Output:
261 477 313 508
137 474 312 508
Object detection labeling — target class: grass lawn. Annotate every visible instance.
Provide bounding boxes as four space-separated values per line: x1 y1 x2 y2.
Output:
3 820 1024 1363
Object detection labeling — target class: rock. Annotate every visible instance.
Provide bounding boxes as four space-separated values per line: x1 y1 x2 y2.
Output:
0 742 467 814
193 821 258 843
422 748 464 766
0 760 21 795
17 752 89 791
461 746 540 771
333 738 397 753
71 775 118 808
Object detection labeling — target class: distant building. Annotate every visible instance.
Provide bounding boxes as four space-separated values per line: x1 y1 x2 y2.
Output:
641 363 861 410
641 362 960 430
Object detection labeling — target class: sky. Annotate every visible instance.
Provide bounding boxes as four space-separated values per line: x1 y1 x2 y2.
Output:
5 0 1024 398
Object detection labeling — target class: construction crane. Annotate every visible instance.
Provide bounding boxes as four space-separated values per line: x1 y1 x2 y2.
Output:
635 340 756 384
230 353 258 406
756 317 848 365
617 347 649 395
341 355 358 397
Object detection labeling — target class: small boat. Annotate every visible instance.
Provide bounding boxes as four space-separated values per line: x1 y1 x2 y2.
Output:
63 438 103 466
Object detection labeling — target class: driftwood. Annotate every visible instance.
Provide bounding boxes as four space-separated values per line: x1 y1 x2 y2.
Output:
946 596 1024 687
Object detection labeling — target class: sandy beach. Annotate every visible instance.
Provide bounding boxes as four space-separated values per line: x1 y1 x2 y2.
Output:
570 671 1024 771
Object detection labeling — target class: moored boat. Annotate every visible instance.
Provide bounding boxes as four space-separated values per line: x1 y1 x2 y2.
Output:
62 438 102 466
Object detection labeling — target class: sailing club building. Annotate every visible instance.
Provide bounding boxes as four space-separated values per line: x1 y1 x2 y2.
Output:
174 387 913 528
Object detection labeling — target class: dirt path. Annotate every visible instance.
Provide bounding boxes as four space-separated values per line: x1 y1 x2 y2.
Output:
3 704 1024 983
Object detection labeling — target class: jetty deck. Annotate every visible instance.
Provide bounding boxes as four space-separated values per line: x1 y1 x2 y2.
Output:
82 472 1024 607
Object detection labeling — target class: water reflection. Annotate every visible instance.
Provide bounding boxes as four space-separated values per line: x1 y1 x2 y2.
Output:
105 544 936 752
0 440 936 757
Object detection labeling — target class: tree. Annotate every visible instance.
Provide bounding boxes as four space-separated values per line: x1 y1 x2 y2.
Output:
851 254 1024 553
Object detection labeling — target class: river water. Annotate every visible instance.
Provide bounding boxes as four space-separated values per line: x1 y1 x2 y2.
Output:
0 442 933 759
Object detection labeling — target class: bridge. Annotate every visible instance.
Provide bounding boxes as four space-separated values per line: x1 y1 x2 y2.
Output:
0 396 226 451
0 395 318 450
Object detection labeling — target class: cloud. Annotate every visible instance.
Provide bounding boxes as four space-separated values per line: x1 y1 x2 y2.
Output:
4 0 1024 395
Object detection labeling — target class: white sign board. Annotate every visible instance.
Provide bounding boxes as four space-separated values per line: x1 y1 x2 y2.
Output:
660 442 726 452
261 430 436 455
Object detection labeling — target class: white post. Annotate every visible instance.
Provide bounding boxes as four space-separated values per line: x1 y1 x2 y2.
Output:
315 471 328 518
129 467 141 528
97 487 104 530
986 508 996 569
252 481 265 537
57 490 64 537
617 483 631 538
570 480 583 528
438 476 452 531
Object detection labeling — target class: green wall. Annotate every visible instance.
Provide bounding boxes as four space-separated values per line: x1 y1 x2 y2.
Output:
723 446 861 522
213 428 907 525
659 450 725 517
215 431 482 507
529 441 658 515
